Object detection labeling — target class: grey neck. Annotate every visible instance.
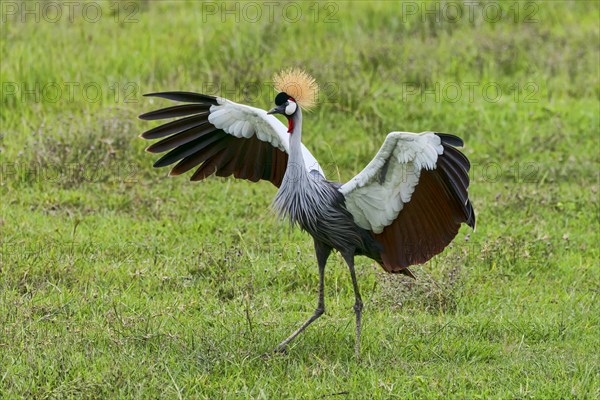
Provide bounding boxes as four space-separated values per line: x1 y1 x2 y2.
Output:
285 109 306 181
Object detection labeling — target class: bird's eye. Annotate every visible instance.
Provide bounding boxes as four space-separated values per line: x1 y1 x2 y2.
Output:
285 101 297 116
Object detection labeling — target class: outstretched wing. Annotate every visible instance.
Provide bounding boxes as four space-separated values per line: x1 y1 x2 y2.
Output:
340 132 475 271
139 92 324 187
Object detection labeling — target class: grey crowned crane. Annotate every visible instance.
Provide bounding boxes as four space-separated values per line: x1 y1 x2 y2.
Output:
139 69 475 356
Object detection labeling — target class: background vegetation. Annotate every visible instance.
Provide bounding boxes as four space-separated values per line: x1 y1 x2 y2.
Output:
1 1 598 398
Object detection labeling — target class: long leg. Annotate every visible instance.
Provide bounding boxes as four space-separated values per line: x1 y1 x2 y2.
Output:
342 251 362 358
274 240 331 353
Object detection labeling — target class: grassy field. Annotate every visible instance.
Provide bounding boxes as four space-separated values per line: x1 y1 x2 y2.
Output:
1 0 599 398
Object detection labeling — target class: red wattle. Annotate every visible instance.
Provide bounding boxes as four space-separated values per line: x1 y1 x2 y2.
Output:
287 118 294 133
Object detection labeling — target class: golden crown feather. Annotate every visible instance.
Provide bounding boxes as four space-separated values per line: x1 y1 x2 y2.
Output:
273 68 319 111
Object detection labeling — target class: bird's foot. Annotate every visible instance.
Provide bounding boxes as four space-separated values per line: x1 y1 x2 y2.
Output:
273 344 288 355
353 301 363 359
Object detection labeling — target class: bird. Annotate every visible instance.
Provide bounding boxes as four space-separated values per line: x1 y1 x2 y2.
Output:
139 69 475 356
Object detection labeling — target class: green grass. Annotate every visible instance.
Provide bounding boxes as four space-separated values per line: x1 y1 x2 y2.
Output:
1 1 599 398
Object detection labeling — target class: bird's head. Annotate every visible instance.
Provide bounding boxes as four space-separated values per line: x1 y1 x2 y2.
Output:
267 92 298 117
267 68 318 133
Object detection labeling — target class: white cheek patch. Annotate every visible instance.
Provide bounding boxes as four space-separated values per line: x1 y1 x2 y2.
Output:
285 101 297 116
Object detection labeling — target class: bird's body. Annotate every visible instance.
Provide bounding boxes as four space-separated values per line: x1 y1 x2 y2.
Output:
273 112 382 262
139 69 475 356
275 170 371 253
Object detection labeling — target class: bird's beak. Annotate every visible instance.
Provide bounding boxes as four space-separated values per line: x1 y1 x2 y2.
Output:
267 104 286 115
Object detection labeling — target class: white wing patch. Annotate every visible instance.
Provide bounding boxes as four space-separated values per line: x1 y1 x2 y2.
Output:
209 98 287 150
340 132 443 233
209 97 325 177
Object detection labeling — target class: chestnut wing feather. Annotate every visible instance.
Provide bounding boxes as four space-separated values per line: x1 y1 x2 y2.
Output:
139 92 314 187
341 132 475 273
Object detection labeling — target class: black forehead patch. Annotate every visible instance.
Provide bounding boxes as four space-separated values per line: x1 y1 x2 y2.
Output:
275 92 289 106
